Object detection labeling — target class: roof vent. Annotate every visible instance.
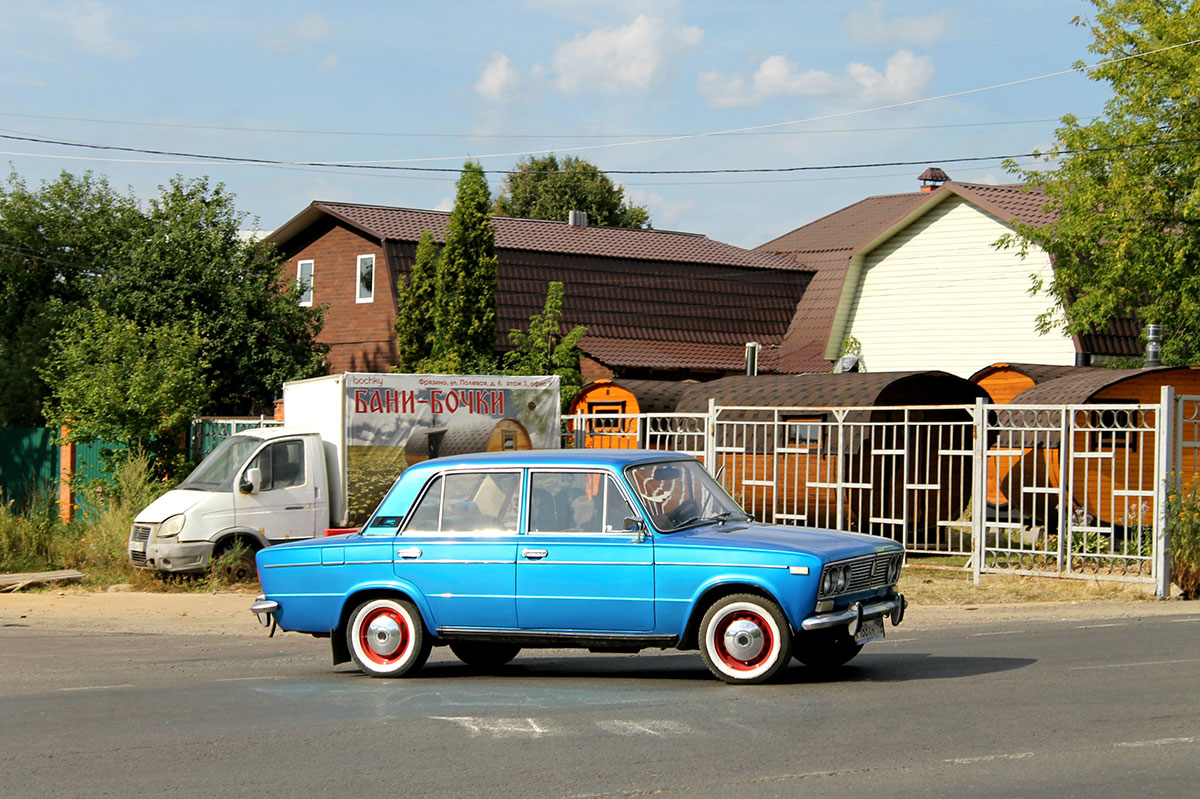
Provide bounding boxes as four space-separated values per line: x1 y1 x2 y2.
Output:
568 210 588 227
745 342 760 376
1144 324 1164 368
918 167 949 192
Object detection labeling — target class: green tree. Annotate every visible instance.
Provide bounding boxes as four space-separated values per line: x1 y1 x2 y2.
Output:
427 161 499 373
1005 0 1200 364
494 154 651 229
504 282 587 409
0 171 141 426
88 175 327 414
40 307 210 475
393 230 439 372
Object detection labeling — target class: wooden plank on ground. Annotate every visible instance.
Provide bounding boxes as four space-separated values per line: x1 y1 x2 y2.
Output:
0 569 86 590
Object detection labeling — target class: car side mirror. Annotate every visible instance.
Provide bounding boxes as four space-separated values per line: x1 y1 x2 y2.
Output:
239 467 262 495
624 516 648 541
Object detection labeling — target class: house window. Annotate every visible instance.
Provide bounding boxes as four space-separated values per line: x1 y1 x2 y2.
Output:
357 254 375 303
297 260 314 307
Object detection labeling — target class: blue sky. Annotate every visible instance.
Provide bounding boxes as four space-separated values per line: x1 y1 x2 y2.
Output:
1 1 1112 248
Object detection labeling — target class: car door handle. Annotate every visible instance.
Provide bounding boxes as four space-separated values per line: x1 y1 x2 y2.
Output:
285 505 304 510
397 547 422 559
522 548 548 560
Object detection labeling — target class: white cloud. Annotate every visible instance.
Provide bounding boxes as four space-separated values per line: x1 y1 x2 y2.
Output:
699 50 933 109
317 53 339 72
476 53 521 103
262 12 336 53
552 15 703 96
55 1 134 59
844 1 949 48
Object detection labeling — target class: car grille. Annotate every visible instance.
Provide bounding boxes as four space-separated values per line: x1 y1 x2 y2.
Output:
823 551 902 597
129 525 152 566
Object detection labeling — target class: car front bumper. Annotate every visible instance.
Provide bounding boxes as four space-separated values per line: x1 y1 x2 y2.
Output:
800 593 906 632
129 540 213 573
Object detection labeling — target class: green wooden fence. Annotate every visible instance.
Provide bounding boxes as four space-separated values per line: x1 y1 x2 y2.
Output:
0 428 59 510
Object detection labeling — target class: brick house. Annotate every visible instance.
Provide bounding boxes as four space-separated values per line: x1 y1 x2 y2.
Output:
266 203 812 380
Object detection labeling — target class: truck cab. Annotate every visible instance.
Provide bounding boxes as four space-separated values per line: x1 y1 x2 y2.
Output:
128 428 330 578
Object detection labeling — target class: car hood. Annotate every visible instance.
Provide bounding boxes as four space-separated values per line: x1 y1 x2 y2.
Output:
133 490 209 524
661 521 901 562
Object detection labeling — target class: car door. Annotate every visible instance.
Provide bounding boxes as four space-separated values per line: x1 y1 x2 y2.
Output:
234 439 316 541
516 470 654 632
393 470 521 630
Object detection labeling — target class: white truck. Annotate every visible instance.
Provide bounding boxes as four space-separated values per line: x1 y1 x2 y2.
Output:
128 373 561 579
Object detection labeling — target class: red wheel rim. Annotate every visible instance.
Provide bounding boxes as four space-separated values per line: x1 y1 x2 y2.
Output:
358 606 411 666
713 609 773 671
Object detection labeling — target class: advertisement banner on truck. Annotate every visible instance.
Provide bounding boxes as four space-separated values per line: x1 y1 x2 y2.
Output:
343 373 560 524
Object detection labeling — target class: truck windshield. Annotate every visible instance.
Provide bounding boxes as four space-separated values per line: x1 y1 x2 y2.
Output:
177 435 262 491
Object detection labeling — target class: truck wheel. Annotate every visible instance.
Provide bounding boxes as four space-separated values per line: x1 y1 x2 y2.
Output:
212 540 257 583
794 629 863 672
347 597 430 678
449 642 521 670
699 594 792 684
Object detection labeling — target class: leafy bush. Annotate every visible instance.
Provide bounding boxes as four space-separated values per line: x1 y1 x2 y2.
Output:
1167 475 1200 599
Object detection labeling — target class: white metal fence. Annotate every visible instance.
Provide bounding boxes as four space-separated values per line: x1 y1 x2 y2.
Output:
564 388 1182 594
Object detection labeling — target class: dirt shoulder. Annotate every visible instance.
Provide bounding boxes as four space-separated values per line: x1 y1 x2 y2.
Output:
2 587 1197 638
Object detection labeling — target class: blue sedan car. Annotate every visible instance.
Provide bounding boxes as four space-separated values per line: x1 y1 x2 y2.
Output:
252 450 906 684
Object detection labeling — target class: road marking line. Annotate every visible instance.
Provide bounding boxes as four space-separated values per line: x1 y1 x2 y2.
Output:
1069 658 1200 671
1115 737 1196 748
966 630 1023 637
1075 623 1125 629
1167 617 1200 623
58 684 136 692
215 675 283 682
597 720 692 737
945 752 1034 765
430 716 556 738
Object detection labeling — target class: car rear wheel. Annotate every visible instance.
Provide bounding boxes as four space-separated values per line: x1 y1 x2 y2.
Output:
794 628 864 672
347 597 431 678
699 594 792 684
449 642 522 670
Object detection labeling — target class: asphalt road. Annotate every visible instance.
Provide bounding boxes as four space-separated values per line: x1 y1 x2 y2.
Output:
2 611 1198 799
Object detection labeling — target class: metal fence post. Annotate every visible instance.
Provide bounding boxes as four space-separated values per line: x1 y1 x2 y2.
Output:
705 398 717 468
972 398 986 586
1156 385 1175 597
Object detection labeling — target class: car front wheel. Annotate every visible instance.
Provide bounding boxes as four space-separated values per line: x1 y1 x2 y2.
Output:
347 597 431 678
699 594 792 684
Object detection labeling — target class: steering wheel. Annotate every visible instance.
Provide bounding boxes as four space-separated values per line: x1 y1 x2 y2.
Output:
668 498 700 526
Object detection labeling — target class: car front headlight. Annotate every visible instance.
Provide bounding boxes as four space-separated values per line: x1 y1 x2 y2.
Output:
158 514 186 539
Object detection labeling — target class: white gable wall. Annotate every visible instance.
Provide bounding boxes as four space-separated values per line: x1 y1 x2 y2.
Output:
843 196 1074 378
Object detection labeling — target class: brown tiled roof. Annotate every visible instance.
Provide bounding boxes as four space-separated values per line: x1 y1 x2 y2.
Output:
301 202 805 271
969 362 1082 384
674 371 988 412
579 338 764 372
1009 367 1174 405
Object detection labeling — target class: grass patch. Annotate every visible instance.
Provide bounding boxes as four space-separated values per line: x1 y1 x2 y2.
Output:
900 562 1157 605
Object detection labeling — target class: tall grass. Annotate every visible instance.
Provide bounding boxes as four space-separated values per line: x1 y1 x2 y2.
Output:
1167 475 1200 599
0 451 163 585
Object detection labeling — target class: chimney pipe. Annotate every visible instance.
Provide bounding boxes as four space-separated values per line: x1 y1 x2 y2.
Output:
745 342 760 376
568 210 588 227
1144 324 1163 368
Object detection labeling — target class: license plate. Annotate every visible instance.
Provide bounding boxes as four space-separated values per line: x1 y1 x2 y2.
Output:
854 617 885 644
129 542 146 554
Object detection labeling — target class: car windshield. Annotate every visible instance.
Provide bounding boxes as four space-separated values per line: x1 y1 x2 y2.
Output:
177 435 262 491
626 459 749 532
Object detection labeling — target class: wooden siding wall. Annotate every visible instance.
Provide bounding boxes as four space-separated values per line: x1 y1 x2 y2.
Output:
844 197 1075 378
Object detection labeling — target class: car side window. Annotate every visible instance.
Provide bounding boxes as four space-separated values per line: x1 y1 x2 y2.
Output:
529 472 634 533
248 440 305 491
403 472 521 534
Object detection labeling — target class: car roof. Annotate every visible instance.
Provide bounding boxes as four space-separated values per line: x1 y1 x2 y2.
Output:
409 449 693 471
